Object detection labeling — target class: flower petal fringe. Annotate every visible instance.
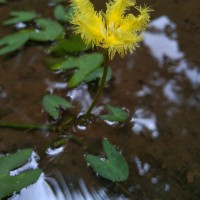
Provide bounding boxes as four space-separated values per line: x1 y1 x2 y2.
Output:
70 0 152 59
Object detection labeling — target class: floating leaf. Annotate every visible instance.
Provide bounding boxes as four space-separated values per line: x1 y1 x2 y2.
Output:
85 139 129 182
50 53 104 88
3 11 37 25
54 5 67 22
85 67 112 84
0 149 42 198
42 95 72 120
0 32 29 55
29 18 64 41
49 34 89 54
100 105 128 122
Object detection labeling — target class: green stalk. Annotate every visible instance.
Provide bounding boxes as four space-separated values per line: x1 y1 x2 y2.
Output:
84 49 109 118
0 122 53 131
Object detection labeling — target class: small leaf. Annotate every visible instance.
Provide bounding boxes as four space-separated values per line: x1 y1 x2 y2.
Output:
0 32 29 55
42 95 72 120
29 18 64 41
49 34 89 54
54 5 67 22
3 11 37 25
100 105 128 122
50 53 104 88
0 149 42 198
85 139 129 182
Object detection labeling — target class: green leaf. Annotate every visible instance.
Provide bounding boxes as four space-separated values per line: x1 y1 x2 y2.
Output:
100 105 128 122
85 139 129 182
0 149 42 198
54 5 67 22
0 0 7 4
42 94 72 120
49 34 89 54
0 32 29 55
84 67 112 84
0 149 32 174
50 53 104 88
3 11 37 25
29 18 64 41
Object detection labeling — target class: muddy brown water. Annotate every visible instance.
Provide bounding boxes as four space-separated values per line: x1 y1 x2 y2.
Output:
0 0 200 199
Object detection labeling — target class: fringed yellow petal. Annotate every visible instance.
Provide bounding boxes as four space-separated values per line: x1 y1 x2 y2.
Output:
106 0 136 29
70 0 152 59
119 6 152 33
104 29 142 59
70 0 106 46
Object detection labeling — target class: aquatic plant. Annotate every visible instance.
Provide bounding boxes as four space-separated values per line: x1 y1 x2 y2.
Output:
70 0 151 117
0 0 152 198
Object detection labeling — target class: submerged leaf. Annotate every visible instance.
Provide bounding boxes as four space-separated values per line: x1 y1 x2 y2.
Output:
100 105 128 122
29 18 64 41
85 139 129 182
0 32 29 55
3 11 37 25
42 95 72 120
0 149 42 198
50 53 104 88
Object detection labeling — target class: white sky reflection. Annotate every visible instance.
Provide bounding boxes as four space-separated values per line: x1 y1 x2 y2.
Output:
131 108 159 138
143 15 200 107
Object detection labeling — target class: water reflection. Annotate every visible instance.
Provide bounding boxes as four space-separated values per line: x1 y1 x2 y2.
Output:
163 79 182 104
131 108 159 138
10 152 127 200
135 85 152 97
45 79 67 92
67 84 92 112
10 151 39 176
11 174 128 200
15 22 26 29
46 146 65 156
144 15 184 65
134 157 150 176
144 15 200 89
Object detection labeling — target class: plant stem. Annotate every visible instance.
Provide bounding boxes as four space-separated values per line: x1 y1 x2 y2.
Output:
0 122 53 131
84 49 109 118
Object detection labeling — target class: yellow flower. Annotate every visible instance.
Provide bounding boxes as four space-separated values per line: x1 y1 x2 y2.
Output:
70 0 152 59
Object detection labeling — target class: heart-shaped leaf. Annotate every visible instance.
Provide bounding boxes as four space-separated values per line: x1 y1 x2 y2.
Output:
42 95 72 120
3 11 37 25
85 139 129 182
100 105 128 122
0 32 29 55
29 18 64 41
0 149 42 198
50 53 104 88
